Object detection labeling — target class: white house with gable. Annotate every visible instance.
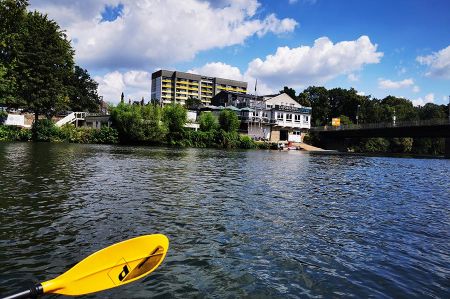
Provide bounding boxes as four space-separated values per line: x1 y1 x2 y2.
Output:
243 93 312 142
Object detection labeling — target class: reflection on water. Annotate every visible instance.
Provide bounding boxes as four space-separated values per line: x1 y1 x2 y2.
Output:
0 143 449 298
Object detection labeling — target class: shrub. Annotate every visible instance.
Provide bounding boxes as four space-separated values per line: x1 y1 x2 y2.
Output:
199 112 218 132
360 138 390 153
239 135 257 149
90 126 119 144
32 119 59 142
218 109 240 132
0 125 31 141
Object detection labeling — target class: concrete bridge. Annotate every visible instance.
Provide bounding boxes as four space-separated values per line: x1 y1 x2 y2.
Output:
310 118 450 158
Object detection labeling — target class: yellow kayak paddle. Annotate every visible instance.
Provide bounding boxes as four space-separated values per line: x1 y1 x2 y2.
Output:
1 234 169 299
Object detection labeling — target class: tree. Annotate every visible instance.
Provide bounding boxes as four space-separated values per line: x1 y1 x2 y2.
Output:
219 109 240 132
15 11 74 122
111 103 166 144
381 96 418 121
299 86 330 126
199 112 218 132
419 103 446 120
185 96 202 110
0 0 29 107
280 86 296 100
67 66 100 112
163 104 187 134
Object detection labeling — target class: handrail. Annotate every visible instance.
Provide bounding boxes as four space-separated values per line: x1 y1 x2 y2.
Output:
311 118 450 131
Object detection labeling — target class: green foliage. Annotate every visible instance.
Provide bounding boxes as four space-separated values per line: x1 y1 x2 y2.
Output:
14 11 74 118
359 138 390 153
337 115 353 125
185 96 202 110
389 138 413 153
0 124 31 141
111 103 166 144
411 138 445 155
199 112 218 132
217 130 240 149
32 119 59 142
163 104 187 133
219 109 240 132
66 66 100 112
418 103 447 120
239 135 257 149
183 130 216 148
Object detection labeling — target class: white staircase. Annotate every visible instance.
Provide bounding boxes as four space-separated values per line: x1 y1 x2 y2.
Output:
56 112 86 127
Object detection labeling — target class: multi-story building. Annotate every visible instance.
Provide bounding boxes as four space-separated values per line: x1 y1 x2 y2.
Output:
211 91 312 142
151 70 247 106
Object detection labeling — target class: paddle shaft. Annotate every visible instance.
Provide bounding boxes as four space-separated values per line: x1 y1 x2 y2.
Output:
1 284 43 299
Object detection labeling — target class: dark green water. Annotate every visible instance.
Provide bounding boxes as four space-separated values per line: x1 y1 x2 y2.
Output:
0 142 449 298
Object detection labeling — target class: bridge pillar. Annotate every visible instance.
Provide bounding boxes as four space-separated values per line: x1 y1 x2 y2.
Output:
445 138 450 159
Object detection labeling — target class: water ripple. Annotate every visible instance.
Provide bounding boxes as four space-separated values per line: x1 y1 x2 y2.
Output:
0 143 449 298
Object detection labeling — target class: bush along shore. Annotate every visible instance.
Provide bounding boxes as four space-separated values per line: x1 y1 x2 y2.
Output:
0 104 278 149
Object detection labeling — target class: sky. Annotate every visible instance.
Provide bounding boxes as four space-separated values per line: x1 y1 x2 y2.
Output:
29 0 450 106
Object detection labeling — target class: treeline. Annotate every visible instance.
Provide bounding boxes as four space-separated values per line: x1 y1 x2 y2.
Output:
281 86 449 155
0 0 100 121
110 103 260 149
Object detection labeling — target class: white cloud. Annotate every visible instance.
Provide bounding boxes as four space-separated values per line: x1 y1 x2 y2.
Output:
289 0 298 4
378 78 414 89
416 45 450 79
188 62 245 81
245 35 383 90
357 91 366 96
95 70 152 103
412 93 435 107
30 0 297 70
412 85 420 93
348 73 359 82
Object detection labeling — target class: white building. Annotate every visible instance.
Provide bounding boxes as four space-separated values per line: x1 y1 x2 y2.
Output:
214 92 312 142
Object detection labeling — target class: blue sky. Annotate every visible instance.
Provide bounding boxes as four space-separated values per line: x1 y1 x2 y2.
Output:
30 0 450 105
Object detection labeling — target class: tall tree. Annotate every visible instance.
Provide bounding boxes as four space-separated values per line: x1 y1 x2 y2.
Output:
15 11 74 120
299 86 330 126
67 65 100 112
0 0 29 107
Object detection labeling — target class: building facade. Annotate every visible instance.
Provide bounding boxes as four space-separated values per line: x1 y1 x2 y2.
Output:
151 70 248 106
211 91 312 142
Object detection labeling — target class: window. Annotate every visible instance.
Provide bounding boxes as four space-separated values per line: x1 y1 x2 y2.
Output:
277 113 283 120
263 112 268 118
293 131 301 135
286 114 292 121
305 116 309 122
294 115 301 122
266 104 273 109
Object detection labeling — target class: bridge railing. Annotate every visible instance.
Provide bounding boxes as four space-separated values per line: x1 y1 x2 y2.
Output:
311 118 450 131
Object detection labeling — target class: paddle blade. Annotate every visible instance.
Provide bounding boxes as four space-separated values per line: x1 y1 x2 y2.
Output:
41 234 169 296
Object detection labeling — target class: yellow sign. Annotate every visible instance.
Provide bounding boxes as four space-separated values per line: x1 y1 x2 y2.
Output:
332 118 341 127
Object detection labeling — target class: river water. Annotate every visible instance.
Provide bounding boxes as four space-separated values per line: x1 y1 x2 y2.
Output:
0 142 449 298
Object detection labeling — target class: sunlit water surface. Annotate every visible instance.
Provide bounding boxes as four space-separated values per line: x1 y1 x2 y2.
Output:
0 143 449 298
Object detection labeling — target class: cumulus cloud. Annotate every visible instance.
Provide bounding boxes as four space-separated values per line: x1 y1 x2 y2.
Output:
412 93 435 107
188 62 245 81
416 45 450 79
30 0 297 70
412 85 420 93
95 70 152 103
378 78 414 89
245 35 383 90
